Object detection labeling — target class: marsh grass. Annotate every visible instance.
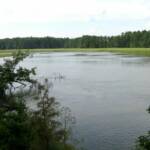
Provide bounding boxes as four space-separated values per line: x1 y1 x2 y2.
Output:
1 48 150 57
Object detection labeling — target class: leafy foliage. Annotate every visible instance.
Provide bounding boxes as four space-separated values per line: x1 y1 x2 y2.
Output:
0 30 150 49
136 107 150 150
0 50 36 99
0 99 31 150
0 51 76 150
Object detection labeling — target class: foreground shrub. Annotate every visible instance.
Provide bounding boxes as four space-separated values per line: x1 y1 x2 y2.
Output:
0 51 76 150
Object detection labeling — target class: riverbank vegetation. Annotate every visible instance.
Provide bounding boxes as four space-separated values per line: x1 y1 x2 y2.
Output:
135 107 150 150
0 51 76 150
1 48 150 57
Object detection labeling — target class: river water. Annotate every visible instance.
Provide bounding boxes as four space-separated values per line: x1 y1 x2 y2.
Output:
4 52 150 150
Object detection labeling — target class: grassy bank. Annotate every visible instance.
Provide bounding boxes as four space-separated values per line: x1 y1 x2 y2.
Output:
1 48 150 57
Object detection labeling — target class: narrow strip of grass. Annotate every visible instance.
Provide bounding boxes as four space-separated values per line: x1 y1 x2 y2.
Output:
0 53 12 57
0 48 150 57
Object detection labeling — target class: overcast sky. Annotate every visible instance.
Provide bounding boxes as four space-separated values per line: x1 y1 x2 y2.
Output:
0 0 150 38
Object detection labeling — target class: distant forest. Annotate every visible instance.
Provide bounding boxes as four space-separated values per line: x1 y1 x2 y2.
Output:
0 30 150 49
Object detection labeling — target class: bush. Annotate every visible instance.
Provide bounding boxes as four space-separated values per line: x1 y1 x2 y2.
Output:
0 51 76 150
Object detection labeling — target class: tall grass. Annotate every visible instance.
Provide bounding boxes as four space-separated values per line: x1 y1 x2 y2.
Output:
0 48 150 57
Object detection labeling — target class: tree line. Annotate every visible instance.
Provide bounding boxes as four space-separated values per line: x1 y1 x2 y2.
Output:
0 30 150 49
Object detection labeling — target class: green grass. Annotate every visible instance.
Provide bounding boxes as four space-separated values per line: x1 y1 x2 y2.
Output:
1 48 150 57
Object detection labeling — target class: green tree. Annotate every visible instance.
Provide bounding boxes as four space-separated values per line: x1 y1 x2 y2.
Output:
0 50 35 100
136 107 150 150
0 50 36 150
0 51 76 150
29 79 75 150
0 98 32 150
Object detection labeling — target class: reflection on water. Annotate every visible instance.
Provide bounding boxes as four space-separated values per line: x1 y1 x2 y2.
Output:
2 52 150 150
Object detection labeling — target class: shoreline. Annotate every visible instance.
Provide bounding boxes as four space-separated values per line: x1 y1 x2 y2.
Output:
1 48 150 57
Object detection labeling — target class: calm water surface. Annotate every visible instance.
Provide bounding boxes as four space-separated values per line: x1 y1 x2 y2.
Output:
4 52 150 150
